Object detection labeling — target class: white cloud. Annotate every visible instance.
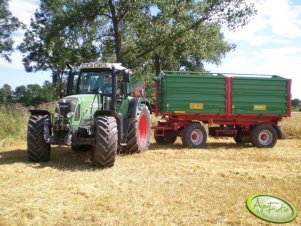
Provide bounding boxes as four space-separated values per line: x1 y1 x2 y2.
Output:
225 0 301 45
0 0 39 69
9 0 39 27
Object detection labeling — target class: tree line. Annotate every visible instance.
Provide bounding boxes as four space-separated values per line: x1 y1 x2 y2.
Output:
0 82 57 106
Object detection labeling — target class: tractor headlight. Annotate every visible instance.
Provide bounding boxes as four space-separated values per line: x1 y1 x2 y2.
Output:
67 112 74 119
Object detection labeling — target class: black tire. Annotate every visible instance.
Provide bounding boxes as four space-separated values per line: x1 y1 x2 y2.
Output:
154 130 177 145
251 124 277 148
123 106 151 153
92 116 118 167
182 123 207 148
27 115 51 162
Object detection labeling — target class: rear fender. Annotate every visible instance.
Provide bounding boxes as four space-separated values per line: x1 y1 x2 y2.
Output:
127 98 151 118
122 98 150 143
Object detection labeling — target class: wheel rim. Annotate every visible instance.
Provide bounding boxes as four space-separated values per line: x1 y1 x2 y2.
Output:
190 129 203 145
138 115 148 146
258 130 273 145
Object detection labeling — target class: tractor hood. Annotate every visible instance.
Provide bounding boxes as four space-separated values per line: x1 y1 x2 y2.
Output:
56 94 103 126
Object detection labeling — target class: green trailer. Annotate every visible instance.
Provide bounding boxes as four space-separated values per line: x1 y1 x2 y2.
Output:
153 71 291 148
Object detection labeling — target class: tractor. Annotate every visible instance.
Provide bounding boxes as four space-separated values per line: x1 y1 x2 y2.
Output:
27 62 151 167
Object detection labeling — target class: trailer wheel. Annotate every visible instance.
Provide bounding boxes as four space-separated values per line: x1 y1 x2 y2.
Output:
154 130 177 145
92 116 117 167
251 124 277 148
182 123 207 148
123 106 151 153
27 115 51 162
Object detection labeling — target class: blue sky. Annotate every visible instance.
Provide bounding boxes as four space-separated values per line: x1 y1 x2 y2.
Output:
0 0 301 99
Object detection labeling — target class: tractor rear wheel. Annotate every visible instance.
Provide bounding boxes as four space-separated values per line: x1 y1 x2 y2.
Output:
92 116 118 167
182 123 207 148
251 124 277 148
27 115 51 162
123 106 151 153
154 130 177 145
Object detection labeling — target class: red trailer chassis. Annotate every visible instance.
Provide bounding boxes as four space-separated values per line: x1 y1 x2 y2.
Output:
152 77 292 148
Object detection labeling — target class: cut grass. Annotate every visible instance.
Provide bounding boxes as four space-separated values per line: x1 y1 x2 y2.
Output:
0 106 300 225
0 138 300 225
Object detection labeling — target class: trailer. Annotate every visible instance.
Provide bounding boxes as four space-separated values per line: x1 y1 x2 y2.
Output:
153 71 291 148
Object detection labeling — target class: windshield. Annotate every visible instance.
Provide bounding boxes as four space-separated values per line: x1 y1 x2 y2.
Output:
78 71 112 94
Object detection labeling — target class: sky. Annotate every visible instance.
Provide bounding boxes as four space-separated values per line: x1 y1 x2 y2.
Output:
0 0 301 99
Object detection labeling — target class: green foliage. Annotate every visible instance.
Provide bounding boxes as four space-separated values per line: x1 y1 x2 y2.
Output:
18 0 256 99
0 84 12 102
18 0 100 82
0 0 23 62
291 98 300 108
0 82 57 106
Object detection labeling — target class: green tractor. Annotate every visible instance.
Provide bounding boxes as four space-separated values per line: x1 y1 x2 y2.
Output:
27 62 152 167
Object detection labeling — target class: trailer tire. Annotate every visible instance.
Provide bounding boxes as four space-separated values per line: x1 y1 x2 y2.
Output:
27 115 51 162
251 124 277 148
123 106 151 153
154 130 177 145
182 123 207 148
92 116 117 167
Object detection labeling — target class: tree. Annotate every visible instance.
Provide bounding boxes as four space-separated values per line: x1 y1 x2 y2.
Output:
18 0 100 84
19 0 256 86
13 82 56 106
0 0 23 62
0 84 12 102
123 0 255 74
292 98 300 108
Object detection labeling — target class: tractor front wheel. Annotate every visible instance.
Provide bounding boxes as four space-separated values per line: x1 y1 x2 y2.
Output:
92 116 118 167
27 115 51 162
182 123 207 148
123 106 151 153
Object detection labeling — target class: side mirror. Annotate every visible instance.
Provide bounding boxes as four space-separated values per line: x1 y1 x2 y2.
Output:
123 70 131 83
66 64 74 96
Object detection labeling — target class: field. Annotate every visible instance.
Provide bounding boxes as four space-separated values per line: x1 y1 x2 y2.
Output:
0 109 300 225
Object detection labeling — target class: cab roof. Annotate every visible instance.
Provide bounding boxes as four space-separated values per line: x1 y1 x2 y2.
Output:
79 62 128 71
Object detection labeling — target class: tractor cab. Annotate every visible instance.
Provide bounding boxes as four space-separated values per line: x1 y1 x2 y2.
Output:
67 63 131 111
